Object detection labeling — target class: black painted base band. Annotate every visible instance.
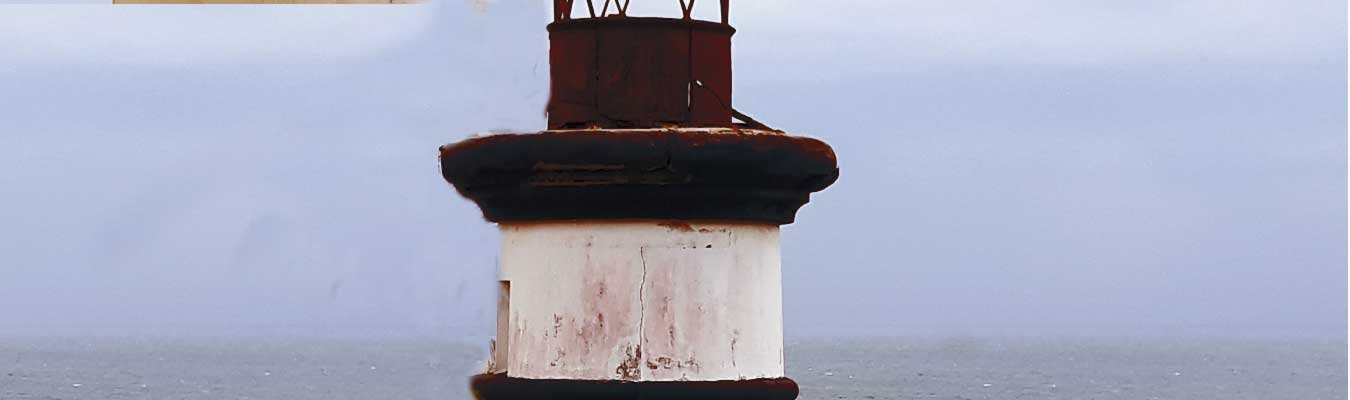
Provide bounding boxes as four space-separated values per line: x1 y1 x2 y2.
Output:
439 129 838 225
469 373 799 400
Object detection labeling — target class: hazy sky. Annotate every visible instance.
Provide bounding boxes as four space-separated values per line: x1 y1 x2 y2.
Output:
0 0 1344 342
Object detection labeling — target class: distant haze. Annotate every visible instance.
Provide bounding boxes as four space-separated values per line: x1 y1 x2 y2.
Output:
0 0 1343 342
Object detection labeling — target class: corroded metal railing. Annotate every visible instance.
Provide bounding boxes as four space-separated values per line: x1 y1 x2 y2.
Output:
552 0 730 24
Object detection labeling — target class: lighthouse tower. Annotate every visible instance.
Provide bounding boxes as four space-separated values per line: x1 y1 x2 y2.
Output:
439 1 838 399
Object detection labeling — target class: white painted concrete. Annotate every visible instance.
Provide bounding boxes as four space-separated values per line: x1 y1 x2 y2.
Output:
490 221 785 381
487 281 510 374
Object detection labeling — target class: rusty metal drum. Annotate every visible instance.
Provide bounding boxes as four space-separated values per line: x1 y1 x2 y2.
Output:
547 17 734 129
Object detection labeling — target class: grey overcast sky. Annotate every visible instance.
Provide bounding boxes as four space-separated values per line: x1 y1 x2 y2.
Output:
0 0 1344 341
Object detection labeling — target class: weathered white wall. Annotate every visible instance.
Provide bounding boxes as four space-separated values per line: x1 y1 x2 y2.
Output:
494 221 784 381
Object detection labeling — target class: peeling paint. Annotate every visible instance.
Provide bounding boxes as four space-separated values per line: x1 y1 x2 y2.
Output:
657 221 695 233
498 222 784 381
646 356 701 372
615 345 643 380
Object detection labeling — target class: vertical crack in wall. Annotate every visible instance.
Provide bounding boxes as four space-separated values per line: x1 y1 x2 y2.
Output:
634 245 650 378
637 245 648 351
616 246 651 381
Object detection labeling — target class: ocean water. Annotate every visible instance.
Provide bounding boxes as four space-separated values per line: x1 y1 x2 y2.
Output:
1 337 1342 399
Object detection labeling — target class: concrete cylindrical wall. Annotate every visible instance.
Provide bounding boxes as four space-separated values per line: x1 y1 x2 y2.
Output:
490 220 784 382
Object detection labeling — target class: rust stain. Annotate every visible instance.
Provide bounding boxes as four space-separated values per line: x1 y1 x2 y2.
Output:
646 356 674 370
547 17 734 129
512 319 530 371
533 162 625 172
644 355 701 372
615 344 643 380
550 345 566 367
577 253 641 377
730 329 740 368
657 221 694 232
530 172 630 187
577 312 606 353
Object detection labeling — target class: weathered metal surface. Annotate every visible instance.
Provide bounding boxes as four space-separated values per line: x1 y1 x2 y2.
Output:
552 0 732 24
439 128 839 224
471 373 799 400
497 221 784 381
687 26 733 126
547 18 734 129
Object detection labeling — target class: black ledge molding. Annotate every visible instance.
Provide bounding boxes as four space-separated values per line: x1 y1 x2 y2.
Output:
439 130 839 225
470 373 800 400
